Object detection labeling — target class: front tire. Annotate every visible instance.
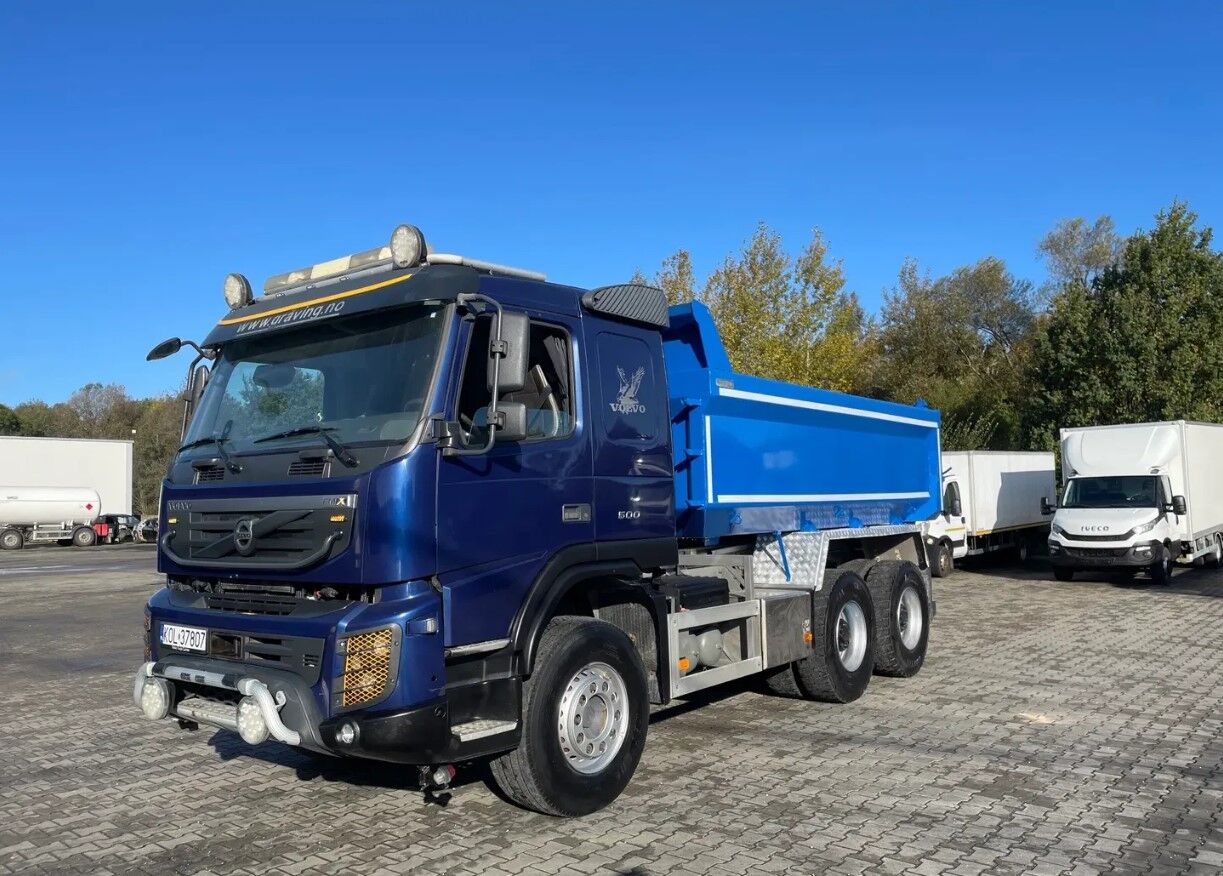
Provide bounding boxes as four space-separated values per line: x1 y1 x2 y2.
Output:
0 528 23 550
71 525 97 548
490 617 648 816
931 541 953 578
1150 547 1173 585
865 561 930 678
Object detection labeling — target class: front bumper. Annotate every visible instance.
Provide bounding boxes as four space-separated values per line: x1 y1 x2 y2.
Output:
1048 538 1162 569
132 657 521 766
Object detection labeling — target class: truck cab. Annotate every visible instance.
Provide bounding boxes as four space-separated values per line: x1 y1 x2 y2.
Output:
134 223 939 815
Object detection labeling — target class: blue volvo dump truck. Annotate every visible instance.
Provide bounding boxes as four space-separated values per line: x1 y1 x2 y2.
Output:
134 223 941 816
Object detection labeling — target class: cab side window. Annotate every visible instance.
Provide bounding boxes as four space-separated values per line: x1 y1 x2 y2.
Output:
456 316 574 442
943 480 962 515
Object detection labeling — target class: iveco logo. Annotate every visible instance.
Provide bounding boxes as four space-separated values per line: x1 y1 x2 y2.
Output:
233 518 257 555
1081 525 1110 532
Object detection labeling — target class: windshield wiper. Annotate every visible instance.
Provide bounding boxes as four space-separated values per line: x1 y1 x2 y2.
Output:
253 425 358 467
178 421 242 473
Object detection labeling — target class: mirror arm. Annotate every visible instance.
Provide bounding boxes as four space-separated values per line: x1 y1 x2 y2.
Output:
179 351 207 439
445 293 507 457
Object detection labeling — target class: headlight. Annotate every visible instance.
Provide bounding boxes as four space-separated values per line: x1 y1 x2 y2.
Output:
1050 523 1066 537
1130 519 1158 537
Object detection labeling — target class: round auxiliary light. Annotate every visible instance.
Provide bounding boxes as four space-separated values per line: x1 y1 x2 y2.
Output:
139 677 171 721
236 696 270 745
336 721 358 746
223 272 254 309
389 224 426 269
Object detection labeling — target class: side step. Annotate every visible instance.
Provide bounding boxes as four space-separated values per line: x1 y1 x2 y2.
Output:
451 719 518 742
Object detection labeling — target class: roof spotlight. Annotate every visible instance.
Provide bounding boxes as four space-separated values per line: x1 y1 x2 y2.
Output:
223 273 254 309
390 224 426 269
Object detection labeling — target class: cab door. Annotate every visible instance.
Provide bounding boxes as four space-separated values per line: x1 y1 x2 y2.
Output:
590 326 674 543
435 311 593 647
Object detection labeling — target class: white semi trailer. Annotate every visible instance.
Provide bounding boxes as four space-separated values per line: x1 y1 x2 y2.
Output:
925 451 1056 576
1047 421 1223 583
0 486 102 549
0 437 133 550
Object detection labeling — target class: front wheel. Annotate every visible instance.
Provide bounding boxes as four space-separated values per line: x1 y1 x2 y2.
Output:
71 525 97 548
0 528 23 550
930 541 953 578
865 561 930 678
1150 548 1173 585
490 617 648 816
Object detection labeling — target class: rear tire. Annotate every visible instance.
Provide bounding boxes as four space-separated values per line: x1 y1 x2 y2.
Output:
931 541 953 578
1206 536 1222 569
0 528 23 550
1053 568 1075 582
789 570 875 703
1015 538 1030 563
71 526 97 548
865 561 930 678
490 617 648 816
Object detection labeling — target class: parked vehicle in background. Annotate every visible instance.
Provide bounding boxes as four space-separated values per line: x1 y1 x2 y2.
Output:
132 222 940 816
1046 421 1223 583
925 451 1056 577
0 437 133 520
0 486 101 550
96 513 141 544
136 516 159 543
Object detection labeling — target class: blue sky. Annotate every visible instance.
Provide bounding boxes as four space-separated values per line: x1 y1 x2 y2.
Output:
1 2 1220 405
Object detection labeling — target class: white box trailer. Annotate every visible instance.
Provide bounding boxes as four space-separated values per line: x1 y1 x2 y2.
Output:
1049 421 1223 583
0 437 133 550
925 450 1056 576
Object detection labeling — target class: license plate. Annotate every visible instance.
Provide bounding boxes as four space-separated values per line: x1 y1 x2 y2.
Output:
160 623 208 652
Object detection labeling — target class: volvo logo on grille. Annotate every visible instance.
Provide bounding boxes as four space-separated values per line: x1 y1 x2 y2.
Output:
233 517 258 555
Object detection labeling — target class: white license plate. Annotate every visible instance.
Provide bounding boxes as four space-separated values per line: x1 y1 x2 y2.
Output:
160 623 208 652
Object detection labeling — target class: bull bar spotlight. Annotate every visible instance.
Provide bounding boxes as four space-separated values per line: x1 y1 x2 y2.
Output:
223 272 254 309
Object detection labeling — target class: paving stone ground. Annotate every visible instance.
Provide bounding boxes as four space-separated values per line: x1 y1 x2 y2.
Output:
0 545 1220 875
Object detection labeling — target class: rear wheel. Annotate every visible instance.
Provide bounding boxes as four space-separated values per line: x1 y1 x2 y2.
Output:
931 541 953 578
490 617 648 816
1206 536 1222 569
789 570 875 703
71 526 97 548
865 561 930 678
0 528 23 551
1053 568 1075 582
1015 538 1030 563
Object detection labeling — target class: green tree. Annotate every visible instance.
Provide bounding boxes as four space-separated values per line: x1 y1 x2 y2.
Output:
1025 202 1223 447
0 404 20 435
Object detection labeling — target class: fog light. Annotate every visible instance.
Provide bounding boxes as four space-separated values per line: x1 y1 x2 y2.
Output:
1133 545 1152 554
236 696 269 745
336 721 358 745
139 678 171 720
223 272 254 309
389 224 426 268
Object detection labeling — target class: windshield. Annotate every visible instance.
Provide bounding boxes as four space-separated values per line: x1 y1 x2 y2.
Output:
1062 476 1161 509
184 303 448 454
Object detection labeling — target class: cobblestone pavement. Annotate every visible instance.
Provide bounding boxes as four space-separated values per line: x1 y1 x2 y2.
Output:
1 547 1221 875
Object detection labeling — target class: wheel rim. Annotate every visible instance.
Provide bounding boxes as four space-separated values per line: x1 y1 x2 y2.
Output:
940 546 951 573
897 586 923 650
835 601 868 672
2 533 17 549
556 661 629 775
1018 542 1028 561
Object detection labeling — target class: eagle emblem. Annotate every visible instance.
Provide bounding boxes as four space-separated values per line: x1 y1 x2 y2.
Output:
610 366 646 414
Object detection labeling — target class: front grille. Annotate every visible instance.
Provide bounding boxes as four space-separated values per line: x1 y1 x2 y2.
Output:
339 628 396 708
158 628 325 684
1063 531 1131 542
194 467 225 483
287 459 329 478
205 583 299 615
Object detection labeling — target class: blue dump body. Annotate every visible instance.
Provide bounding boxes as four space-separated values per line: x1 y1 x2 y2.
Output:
663 303 942 540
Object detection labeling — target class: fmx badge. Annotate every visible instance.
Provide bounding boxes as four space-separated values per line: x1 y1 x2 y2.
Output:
610 366 646 414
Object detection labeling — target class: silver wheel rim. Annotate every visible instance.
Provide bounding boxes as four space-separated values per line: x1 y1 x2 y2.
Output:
556 661 629 775
897 586 923 650
835 601 868 672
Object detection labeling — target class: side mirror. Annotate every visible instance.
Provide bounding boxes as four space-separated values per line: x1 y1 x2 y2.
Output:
189 365 210 409
494 402 528 442
147 337 183 361
1171 495 1187 516
489 311 529 394
1041 497 1056 516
